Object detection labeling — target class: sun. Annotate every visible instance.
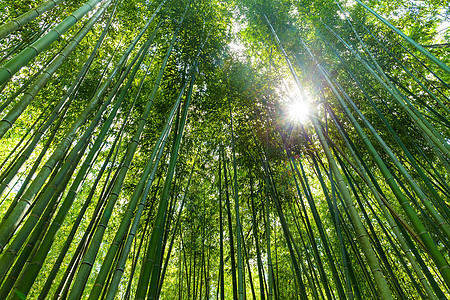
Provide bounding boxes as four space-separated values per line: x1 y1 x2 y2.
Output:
288 100 310 123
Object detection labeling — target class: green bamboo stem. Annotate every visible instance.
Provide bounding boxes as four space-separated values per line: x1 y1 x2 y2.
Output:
389 75 450 128
0 0 118 215
1 100 70 222
0 94 66 199
292 157 347 300
327 107 440 299
0 0 65 40
317 45 450 237
0 17 118 204
375 205 428 298
338 81 450 239
396 40 450 91
92 68 189 300
310 117 393 299
333 1 450 118
323 23 450 162
1 38 134 295
0 0 105 86
353 18 450 116
66 33 168 300
337 203 378 298
0 0 111 139
284 178 322 300
102 152 164 299
126 196 157 300
219 150 225 300
156 157 197 298
12 33 138 300
223 151 239 300
348 162 429 298
286 158 333 300
0 7 153 251
228 96 246 300
263 163 274 300
355 0 450 74
4 139 89 300
103 118 169 300
310 153 359 300
249 171 267 300
138 68 195 299
0 22 55 65
300 33 450 285
265 14 392 297
263 159 308 300
0 42 55 113
0 118 96 285
295 227 321 300
0 103 49 185
396 216 448 299
324 39 450 220
0 37 146 280
35 149 108 296
336 153 408 299
54 147 126 299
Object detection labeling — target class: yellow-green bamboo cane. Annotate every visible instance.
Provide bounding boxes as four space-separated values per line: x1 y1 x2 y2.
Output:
0 0 65 40
0 0 106 86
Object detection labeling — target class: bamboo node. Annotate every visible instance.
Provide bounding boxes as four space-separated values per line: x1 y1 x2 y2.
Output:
11 19 21 28
28 45 40 55
82 261 93 267
370 268 382 274
356 233 368 239
438 265 449 271
417 230 428 237
32 8 41 18
0 67 13 79
20 198 32 206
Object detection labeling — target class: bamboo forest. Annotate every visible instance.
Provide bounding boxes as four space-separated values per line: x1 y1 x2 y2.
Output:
0 0 449 298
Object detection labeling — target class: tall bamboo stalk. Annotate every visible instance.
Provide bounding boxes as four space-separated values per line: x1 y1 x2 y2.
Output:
0 0 65 39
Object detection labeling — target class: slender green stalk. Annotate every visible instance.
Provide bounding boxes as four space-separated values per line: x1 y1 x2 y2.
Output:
66 28 169 300
0 39 146 284
156 157 197 298
222 150 238 300
0 0 117 199
0 7 153 251
327 107 440 299
0 0 65 39
0 0 112 139
5 139 89 300
291 156 346 300
355 0 450 74
265 14 392 297
219 148 225 300
137 70 195 300
300 32 450 286
228 96 246 300
93 66 187 300
249 170 266 300
262 160 307 300
0 0 105 86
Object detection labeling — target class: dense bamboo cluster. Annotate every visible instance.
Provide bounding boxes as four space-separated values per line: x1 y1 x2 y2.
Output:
0 0 448 299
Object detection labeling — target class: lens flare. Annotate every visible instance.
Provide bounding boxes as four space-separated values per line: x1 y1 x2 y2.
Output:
288 101 309 123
